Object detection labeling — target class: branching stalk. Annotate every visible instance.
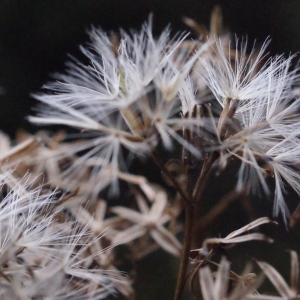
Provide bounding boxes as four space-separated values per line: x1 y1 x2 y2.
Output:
174 204 194 300
151 151 190 205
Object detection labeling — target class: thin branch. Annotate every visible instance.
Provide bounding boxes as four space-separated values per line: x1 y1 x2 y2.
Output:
174 204 194 300
151 151 190 205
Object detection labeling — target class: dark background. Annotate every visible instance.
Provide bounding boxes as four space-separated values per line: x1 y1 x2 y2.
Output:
1 0 300 136
1 1 300 299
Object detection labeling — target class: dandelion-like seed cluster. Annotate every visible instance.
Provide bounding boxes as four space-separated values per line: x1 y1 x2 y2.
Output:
30 19 300 219
1 10 300 299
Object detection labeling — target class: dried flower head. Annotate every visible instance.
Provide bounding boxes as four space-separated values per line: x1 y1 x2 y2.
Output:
195 217 275 256
245 251 300 300
0 173 128 299
29 19 211 194
199 257 263 300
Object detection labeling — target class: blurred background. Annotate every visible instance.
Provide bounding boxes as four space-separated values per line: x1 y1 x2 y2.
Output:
1 0 300 136
1 1 300 299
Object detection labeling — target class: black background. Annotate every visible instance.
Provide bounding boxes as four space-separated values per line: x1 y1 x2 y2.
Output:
1 0 300 136
1 1 300 299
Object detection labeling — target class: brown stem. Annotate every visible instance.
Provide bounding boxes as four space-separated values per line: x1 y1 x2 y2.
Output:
191 153 218 249
217 97 231 138
152 133 216 298
152 150 194 300
192 152 217 205
174 204 194 300
173 157 197 300
151 151 190 205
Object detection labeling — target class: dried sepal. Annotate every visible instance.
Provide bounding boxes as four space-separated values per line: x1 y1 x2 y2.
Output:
111 191 182 257
196 218 276 255
249 252 300 299
199 257 263 300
